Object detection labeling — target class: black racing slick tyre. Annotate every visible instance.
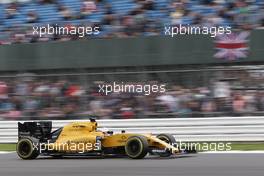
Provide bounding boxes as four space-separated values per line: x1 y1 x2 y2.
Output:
16 137 39 160
125 136 149 159
157 134 176 157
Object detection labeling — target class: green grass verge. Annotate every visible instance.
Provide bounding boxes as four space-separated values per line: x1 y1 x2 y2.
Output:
184 142 264 152
1 143 264 152
230 143 264 151
0 144 16 151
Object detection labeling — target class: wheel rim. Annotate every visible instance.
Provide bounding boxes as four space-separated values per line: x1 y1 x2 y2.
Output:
127 140 141 155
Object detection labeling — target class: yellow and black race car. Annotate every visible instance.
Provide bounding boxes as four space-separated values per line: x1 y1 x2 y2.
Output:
16 118 193 160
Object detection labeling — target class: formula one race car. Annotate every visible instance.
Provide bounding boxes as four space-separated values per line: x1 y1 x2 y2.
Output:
16 118 186 160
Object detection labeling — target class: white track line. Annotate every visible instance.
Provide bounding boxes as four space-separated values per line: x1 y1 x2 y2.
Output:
0 151 14 154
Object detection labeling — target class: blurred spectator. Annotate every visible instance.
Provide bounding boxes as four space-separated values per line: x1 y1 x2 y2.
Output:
81 0 97 15
27 11 39 23
156 93 178 112
170 1 185 25
5 2 18 19
59 5 74 20
0 82 8 99
232 94 245 114
201 98 217 113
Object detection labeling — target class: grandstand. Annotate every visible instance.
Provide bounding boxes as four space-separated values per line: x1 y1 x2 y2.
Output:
0 0 263 120
0 0 263 44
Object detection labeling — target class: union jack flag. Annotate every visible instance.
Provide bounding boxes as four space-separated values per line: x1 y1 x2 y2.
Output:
214 31 250 60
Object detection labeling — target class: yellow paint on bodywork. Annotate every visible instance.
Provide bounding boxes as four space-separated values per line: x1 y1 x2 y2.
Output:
45 121 179 154
102 134 179 154
47 122 104 152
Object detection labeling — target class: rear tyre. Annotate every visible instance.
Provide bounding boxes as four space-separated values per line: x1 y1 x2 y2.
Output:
16 137 39 160
157 134 176 157
125 136 149 159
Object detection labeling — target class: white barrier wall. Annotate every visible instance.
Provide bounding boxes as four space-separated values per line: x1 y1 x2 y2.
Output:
1 117 264 143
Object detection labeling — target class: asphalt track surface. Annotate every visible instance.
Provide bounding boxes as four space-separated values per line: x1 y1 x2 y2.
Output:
0 153 264 176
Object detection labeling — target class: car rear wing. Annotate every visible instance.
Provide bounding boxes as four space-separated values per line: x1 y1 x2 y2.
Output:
18 121 52 141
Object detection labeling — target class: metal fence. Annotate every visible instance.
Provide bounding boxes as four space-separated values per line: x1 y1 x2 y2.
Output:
1 116 264 143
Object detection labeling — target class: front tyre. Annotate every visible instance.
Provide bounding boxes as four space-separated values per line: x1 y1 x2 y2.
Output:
125 136 149 159
16 138 39 160
157 134 176 157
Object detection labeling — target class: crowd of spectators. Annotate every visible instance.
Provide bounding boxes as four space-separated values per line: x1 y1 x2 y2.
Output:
0 71 264 120
0 0 264 44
